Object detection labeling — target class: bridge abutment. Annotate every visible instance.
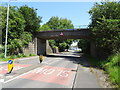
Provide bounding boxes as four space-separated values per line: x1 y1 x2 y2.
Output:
35 29 97 57
35 39 97 57
90 41 96 57
37 38 46 55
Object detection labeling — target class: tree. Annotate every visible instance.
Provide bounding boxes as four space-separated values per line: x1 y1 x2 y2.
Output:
19 5 42 34
39 24 51 31
89 1 120 28
46 16 74 52
1 6 33 55
59 42 67 52
89 1 120 56
1 6 25 55
46 16 74 30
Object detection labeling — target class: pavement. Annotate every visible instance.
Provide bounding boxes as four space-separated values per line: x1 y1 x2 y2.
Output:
0 51 101 89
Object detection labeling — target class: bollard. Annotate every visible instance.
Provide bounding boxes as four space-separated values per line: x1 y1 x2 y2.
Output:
39 55 44 63
7 59 14 74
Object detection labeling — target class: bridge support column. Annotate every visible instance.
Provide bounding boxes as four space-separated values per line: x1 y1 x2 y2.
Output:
34 37 38 55
37 38 46 55
46 40 53 54
90 41 96 57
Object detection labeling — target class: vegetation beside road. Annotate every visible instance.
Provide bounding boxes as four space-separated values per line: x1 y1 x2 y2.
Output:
40 16 74 52
1 5 41 56
0 53 36 61
78 2 120 88
85 53 120 88
78 1 120 57
89 1 120 57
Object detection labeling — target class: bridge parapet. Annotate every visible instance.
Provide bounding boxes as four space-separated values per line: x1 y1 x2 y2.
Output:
36 29 92 40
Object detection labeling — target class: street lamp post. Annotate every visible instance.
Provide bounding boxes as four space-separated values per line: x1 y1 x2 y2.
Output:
4 1 10 58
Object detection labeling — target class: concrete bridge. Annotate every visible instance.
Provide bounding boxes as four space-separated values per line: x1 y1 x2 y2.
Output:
36 29 91 40
23 28 96 57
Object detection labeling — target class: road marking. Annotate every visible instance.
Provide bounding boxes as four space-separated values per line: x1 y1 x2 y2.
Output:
20 66 76 85
4 65 77 86
30 67 71 77
42 59 59 65
4 66 41 84
57 70 70 77
0 64 31 74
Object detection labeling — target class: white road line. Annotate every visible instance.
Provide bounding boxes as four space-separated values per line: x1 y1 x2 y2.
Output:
0 62 7 64
42 60 59 65
4 66 45 84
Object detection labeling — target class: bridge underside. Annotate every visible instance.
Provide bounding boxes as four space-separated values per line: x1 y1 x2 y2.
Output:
35 29 96 57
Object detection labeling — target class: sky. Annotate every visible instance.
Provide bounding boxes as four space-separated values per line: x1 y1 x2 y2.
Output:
3 2 94 28
1 1 119 28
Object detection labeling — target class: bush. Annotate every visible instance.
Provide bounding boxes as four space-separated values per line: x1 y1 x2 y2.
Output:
29 54 36 56
86 53 120 88
89 2 120 56
0 58 9 61
102 53 120 87
22 54 27 57
58 42 67 52
0 53 4 58
17 53 23 58
10 55 17 59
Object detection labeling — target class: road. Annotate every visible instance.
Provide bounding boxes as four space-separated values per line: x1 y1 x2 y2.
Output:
1 51 101 89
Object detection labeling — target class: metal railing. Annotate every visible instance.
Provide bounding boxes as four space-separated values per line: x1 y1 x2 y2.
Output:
74 25 89 29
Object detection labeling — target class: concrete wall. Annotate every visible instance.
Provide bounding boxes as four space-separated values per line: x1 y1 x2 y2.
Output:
46 40 53 54
22 38 37 55
22 37 97 57
53 47 59 53
90 41 96 57
23 38 53 55
37 39 46 55
36 29 91 40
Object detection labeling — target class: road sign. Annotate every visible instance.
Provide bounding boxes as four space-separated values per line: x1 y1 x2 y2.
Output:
39 55 44 63
8 60 13 64
8 59 14 74
60 32 64 36
0 64 32 74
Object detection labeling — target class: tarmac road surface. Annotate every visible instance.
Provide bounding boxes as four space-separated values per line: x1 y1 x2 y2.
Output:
2 51 101 88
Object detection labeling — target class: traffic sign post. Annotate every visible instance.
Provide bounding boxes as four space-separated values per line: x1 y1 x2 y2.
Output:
39 55 44 63
7 59 14 74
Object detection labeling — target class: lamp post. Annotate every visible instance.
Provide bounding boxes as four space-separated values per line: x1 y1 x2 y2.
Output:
4 0 10 58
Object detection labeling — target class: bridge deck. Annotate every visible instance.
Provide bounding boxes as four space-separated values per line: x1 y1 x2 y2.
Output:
35 29 92 40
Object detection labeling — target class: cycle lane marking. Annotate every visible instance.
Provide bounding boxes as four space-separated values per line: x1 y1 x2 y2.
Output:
0 64 32 74
20 65 76 86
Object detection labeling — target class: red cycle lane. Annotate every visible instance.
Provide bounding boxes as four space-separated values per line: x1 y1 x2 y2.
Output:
20 65 76 86
0 64 32 74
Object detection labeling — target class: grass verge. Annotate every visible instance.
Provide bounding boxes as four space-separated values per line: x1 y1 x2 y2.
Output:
0 53 36 61
85 53 120 88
